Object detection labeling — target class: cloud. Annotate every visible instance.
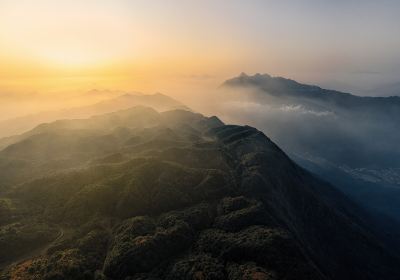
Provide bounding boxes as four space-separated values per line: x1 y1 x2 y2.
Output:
279 105 334 117
219 101 335 119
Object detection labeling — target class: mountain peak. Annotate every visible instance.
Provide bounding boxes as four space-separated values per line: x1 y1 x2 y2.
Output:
235 72 272 81
222 72 358 101
2 106 400 279
223 73 278 87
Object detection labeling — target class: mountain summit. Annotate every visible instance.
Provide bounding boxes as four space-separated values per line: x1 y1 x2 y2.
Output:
219 73 400 229
0 107 399 279
0 92 188 139
223 73 400 107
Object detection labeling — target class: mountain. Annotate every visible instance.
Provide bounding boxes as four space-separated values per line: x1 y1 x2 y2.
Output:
0 92 188 140
223 73 400 120
220 73 400 223
0 107 399 280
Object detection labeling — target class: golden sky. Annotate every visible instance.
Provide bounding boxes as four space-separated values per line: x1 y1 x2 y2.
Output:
0 0 399 96
0 0 247 94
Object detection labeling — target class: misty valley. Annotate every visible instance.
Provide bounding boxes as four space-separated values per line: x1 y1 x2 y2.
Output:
2 0 400 278
0 76 400 280
217 74 400 225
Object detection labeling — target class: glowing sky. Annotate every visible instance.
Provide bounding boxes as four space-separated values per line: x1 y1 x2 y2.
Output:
0 0 400 95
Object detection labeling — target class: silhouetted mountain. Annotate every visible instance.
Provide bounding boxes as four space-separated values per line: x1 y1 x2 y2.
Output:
0 92 187 140
220 73 400 223
0 107 399 280
223 73 400 109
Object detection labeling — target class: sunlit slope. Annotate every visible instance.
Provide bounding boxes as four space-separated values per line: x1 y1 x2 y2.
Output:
0 107 399 279
0 92 188 139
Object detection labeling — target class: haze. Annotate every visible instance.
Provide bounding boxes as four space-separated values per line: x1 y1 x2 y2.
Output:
1 0 400 119
2 2 400 278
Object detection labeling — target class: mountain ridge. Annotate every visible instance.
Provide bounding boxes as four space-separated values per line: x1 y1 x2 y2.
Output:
0 92 188 139
0 106 399 279
218 72 400 225
223 72 400 100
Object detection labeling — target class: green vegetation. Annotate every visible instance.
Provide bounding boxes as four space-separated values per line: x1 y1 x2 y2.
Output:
0 107 399 279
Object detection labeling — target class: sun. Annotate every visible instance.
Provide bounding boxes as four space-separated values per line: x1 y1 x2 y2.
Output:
0 0 135 72
37 47 108 70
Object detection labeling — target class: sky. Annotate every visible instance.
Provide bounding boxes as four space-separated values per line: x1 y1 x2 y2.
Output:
0 0 400 107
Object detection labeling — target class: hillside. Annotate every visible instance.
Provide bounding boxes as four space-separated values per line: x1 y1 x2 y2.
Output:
223 73 400 110
219 73 400 223
0 107 399 279
0 92 188 140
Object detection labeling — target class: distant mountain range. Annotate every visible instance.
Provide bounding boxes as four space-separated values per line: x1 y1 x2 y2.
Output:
0 92 188 140
220 73 400 224
223 73 400 116
0 106 399 279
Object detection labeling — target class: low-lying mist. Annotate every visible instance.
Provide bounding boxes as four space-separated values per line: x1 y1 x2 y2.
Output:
1 73 400 223
190 75 400 223
201 87 400 168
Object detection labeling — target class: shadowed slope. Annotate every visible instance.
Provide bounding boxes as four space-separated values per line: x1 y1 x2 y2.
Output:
0 107 398 280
